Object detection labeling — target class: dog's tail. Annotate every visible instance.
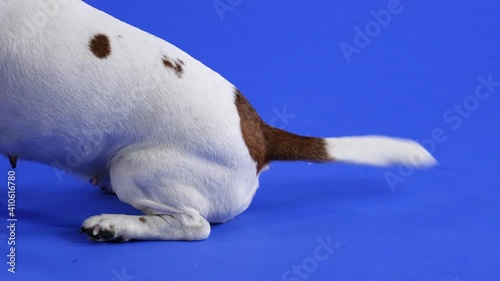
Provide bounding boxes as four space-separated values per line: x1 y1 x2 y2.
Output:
266 126 437 168
234 89 436 171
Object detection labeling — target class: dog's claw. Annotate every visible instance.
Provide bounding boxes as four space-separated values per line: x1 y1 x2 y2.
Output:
80 223 125 242
81 227 101 240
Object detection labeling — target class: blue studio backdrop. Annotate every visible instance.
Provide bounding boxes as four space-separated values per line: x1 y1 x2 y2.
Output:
1 0 499 280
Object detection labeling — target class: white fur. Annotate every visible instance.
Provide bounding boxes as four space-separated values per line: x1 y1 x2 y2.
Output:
0 0 436 242
326 136 437 167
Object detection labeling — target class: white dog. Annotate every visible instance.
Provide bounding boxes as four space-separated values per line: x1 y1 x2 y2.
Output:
0 0 436 242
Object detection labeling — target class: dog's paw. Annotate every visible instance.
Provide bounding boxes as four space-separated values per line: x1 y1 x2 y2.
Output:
80 215 129 242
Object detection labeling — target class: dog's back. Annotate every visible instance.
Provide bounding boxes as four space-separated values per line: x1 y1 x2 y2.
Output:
0 0 248 175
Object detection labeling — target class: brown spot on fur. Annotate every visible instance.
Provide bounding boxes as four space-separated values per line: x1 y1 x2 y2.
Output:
234 89 268 171
8 155 17 169
89 34 111 59
162 56 184 78
234 88 330 173
266 127 331 162
139 217 147 223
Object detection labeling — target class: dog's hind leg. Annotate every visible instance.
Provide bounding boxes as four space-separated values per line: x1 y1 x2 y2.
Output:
80 147 212 242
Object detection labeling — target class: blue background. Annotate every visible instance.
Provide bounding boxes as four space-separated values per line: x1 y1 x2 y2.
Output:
1 0 499 280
